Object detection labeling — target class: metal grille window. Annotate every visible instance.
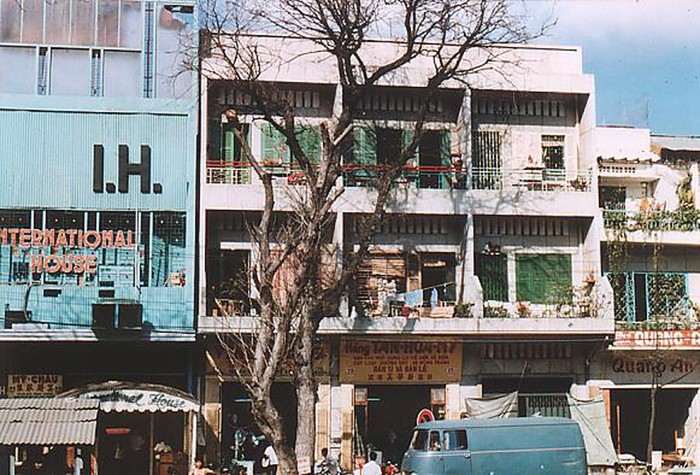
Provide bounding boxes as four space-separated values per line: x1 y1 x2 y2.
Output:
477 253 508 302
142 1 156 98
520 393 570 418
608 272 689 322
542 135 565 170
90 50 103 97
515 254 572 304
151 212 186 287
471 130 501 190
37 47 49 95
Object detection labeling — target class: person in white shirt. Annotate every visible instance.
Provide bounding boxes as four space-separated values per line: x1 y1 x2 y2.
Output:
361 451 382 475
262 443 278 475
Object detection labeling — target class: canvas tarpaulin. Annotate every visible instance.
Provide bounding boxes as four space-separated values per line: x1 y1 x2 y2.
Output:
464 392 518 419
567 394 617 467
682 389 700 467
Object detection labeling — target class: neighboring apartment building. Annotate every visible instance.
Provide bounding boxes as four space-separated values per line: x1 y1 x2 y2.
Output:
590 126 700 464
197 35 614 469
0 1 198 472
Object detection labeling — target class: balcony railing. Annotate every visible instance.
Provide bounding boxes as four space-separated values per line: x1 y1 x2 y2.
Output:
206 161 592 193
603 208 700 232
342 164 467 190
206 161 253 184
471 167 592 192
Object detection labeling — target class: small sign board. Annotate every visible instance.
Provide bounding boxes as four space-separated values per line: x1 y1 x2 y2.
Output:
297 456 312 475
416 408 435 425
7 374 63 397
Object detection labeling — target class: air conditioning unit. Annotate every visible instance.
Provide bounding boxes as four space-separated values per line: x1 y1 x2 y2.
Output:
118 303 143 329
4 310 31 329
92 302 143 330
92 303 116 330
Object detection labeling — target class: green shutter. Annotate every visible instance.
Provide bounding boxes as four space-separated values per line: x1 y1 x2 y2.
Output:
353 126 377 165
516 254 571 304
296 126 322 163
439 130 452 188
222 123 236 161
261 123 290 163
478 254 508 302
440 130 452 166
402 129 420 165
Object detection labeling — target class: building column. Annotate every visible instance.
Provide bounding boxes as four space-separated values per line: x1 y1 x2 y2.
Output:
445 383 461 420
339 383 354 472
315 383 331 461
203 376 222 465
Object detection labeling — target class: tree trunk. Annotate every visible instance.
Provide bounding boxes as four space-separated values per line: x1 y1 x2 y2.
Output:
276 445 299 475
296 365 317 472
295 304 318 473
250 389 298 475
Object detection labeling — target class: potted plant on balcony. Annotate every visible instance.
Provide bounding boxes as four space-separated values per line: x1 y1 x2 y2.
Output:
452 301 474 318
569 175 588 191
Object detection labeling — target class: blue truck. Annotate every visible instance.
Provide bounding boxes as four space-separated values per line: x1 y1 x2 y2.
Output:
401 417 587 475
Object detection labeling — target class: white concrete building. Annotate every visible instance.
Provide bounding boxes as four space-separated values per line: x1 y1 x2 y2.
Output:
591 127 700 464
196 35 614 469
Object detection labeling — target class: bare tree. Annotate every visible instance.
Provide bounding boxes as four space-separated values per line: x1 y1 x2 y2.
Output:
199 1 550 472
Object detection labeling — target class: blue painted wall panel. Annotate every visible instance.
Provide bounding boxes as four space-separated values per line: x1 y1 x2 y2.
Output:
0 107 196 335
0 109 195 211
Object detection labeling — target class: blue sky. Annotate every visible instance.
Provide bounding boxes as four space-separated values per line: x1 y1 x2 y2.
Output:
523 0 700 136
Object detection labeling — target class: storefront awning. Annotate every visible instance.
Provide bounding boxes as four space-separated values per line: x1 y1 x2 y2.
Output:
59 381 199 413
0 398 99 445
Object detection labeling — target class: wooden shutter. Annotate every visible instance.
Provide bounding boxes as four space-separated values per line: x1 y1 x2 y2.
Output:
516 254 571 303
261 123 290 163
402 129 420 166
296 125 322 163
478 254 508 302
352 126 377 165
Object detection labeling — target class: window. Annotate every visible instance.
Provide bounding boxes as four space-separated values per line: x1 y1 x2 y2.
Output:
472 130 502 190
609 272 688 322
443 430 468 451
516 254 572 304
601 186 626 210
91 50 103 96
411 430 429 451
477 253 508 302
542 135 565 180
142 1 156 97
220 123 250 162
429 431 441 451
376 128 403 165
261 123 290 174
261 124 322 170
37 47 49 95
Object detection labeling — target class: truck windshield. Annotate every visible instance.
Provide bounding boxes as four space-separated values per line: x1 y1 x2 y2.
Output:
410 429 429 451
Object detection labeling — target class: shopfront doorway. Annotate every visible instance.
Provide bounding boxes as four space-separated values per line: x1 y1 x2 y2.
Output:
221 382 297 469
611 388 696 461
354 385 443 465
98 411 188 475
59 381 199 475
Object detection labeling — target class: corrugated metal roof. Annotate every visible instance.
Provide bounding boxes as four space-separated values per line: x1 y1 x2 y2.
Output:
0 398 99 445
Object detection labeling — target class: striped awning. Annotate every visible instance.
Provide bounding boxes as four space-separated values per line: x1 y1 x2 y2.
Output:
0 398 99 445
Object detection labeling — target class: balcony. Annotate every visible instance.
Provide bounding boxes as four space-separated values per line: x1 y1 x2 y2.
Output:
471 167 591 192
198 278 614 337
342 164 467 190
203 161 597 216
602 209 700 245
